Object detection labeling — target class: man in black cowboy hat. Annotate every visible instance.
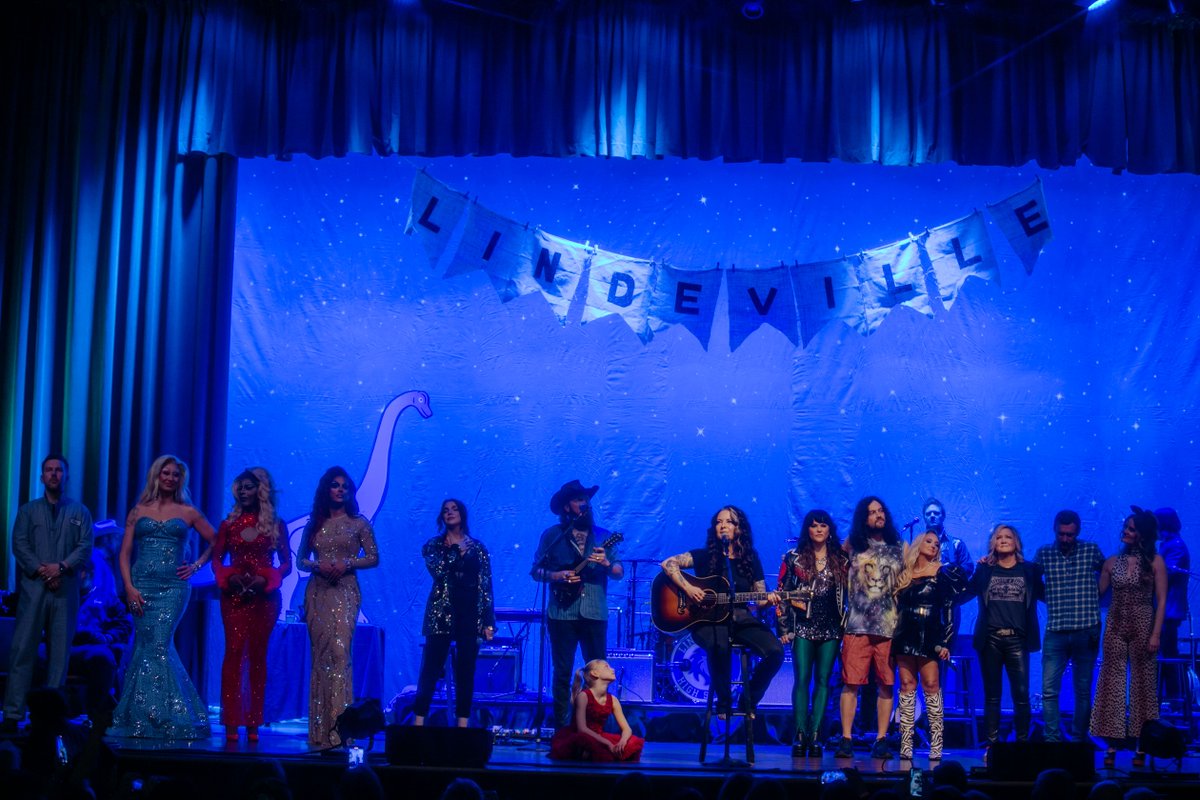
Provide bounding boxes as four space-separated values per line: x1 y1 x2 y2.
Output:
531 479 623 726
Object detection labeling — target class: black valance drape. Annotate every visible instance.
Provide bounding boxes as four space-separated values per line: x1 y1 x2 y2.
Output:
2 0 1198 583
167 0 1198 172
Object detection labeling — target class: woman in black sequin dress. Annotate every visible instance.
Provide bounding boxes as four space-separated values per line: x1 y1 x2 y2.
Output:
412 499 496 727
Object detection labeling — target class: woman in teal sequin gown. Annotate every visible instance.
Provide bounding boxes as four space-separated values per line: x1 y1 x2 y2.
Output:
110 455 216 739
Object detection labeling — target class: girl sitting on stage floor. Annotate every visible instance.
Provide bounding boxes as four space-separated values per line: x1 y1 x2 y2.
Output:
548 659 644 762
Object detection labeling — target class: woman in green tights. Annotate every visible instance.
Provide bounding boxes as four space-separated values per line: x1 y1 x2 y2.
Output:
777 509 848 758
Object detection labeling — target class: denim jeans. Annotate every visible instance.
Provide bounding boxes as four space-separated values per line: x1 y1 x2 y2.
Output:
547 618 607 726
1041 624 1100 741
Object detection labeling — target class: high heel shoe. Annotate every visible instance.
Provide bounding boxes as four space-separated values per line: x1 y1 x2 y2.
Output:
1103 749 1117 769
1131 751 1146 769
247 726 260 743
792 733 809 758
808 736 824 759
225 728 239 743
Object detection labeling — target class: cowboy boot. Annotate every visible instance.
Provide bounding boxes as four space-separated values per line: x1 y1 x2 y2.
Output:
927 691 945 761
898 690 917 760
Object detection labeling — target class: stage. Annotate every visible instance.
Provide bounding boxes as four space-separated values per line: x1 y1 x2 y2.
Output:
106 721 1200 800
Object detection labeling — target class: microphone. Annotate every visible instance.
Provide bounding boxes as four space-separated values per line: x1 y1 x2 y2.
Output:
902 517 920 530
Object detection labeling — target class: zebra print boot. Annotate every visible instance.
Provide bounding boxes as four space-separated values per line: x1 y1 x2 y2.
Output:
898 690 917 760
927 691 945 761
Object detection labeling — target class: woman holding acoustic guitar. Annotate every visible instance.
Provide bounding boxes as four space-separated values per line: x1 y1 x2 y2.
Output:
659 505 783 719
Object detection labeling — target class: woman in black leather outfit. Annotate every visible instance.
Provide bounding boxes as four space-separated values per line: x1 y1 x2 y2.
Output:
963 524 1045 756
893 530 966 760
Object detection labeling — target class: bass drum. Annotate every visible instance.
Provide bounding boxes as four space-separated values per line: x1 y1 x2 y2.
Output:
664 633 744 704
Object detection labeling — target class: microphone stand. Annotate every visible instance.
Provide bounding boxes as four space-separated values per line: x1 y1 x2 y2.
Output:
522 521 575 752
706 542 750 769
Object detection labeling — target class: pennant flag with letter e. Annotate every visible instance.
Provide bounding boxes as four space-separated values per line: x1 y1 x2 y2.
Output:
986 176 1053 275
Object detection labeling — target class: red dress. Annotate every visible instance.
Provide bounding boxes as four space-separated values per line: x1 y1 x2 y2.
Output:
212 514 289 727
548 689 644 762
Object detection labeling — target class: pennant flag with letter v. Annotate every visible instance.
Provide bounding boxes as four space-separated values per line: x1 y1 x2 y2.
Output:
726 265 799 351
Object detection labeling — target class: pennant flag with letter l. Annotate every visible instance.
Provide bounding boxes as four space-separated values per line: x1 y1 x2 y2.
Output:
986 176 1053 275
922 210 1000 309
482 227 588 322
582 249 657 343
405 171 470 273
726 265 800 351
646 265 723 350
791 257 866 346
857 236 932 334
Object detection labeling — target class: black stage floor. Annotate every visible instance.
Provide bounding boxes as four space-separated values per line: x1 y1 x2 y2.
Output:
106 723 1200 800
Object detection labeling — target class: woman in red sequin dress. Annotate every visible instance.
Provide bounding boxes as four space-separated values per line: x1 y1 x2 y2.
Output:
548 659 643 762
212 468 292 741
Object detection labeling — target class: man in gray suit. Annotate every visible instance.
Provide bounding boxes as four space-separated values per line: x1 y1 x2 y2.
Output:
2 454 94 731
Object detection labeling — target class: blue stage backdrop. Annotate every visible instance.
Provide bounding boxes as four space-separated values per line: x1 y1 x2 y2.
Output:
229 154 1199 704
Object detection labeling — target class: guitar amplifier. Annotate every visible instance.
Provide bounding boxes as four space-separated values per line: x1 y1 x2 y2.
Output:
608 649 654 702
759 647 793 707
475 647 519 694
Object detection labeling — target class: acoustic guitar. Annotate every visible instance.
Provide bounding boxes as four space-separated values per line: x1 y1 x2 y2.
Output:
650 571 809 634
550 532 624 606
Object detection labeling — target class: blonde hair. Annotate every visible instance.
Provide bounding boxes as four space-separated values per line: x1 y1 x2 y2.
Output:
895 530 943 592
985 524 1025 565
137 454 192 505
225 466 281 544
571 659 609 705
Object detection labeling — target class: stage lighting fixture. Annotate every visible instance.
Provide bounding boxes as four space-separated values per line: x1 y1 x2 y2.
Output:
741 2 765 19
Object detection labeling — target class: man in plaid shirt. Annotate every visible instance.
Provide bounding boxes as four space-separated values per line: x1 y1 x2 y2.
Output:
1032 509 1104 742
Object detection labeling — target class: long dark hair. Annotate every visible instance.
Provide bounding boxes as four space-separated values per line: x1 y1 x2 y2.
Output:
793 509 848 587
706 505 757 586
308 466 360 522
437 498 471 538
847 495 901 553
1123 510 1158 582
299 466 360 566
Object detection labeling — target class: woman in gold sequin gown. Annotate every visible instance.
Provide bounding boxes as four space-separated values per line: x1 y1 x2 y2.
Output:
297 467 379 748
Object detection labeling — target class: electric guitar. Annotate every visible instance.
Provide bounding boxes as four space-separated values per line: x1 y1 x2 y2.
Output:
650 571 809 634
550 532 624 606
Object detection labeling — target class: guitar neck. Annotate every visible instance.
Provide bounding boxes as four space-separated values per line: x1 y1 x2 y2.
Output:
718 589 801 604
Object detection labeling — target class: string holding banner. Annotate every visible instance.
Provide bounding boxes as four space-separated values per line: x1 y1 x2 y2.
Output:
405 173 1053 349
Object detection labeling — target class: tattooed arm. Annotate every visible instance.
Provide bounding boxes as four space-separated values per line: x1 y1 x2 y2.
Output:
661 551 705 603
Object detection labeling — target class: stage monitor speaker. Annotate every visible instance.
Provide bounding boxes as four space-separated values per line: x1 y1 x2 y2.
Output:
608 649 654 702
986 741 1095 781
475 647 519 694
1139 719 1186 762
385 725 493 768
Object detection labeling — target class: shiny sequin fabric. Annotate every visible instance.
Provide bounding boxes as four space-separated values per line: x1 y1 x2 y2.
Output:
420 535 496 636
108 517 211 740
299 514 378 747
213 513 290 727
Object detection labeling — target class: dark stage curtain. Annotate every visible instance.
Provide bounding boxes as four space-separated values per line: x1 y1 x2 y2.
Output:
2 0 1198 579
167 0 1199 172
0 4 236 583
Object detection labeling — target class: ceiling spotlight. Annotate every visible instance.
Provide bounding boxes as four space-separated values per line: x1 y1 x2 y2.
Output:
741 2 765 20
